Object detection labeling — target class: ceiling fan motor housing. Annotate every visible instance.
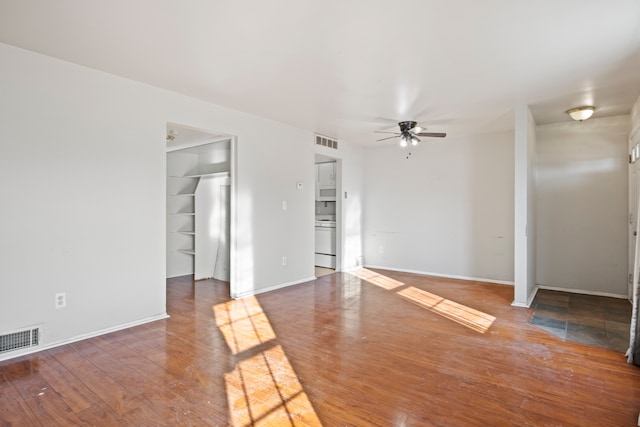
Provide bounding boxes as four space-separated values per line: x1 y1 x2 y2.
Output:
398 121 418 133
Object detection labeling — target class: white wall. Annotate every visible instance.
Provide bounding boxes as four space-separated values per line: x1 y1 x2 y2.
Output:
0 42 353 358
195 175 230 281
362 130 514 283
632 96 640 147
526 110 538 302
628 97 640 301
0 43 167 357
536 115 629 296
513 106 537 306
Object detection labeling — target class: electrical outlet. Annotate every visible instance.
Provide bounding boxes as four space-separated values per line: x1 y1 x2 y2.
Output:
379 246 384 254
282 256 287 266
55 292 66 309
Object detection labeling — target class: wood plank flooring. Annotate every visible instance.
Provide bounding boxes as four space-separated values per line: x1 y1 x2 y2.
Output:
1 269 640 426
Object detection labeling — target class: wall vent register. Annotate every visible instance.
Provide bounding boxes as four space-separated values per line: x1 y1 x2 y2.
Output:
0 327 40 354
315 134 338 150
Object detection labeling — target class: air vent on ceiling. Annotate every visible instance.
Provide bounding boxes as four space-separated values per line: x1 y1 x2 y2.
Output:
0 327 40 354
315 134 338 150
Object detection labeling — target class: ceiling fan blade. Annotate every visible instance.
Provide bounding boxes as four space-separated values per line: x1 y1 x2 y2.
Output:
374 131 401 135
376 135 400 142
415 132 446 138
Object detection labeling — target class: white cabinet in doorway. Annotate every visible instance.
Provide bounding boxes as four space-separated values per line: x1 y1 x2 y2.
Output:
316 162 336 186
316 161 336 201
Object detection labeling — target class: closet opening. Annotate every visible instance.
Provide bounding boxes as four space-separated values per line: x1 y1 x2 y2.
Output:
166 123 234 294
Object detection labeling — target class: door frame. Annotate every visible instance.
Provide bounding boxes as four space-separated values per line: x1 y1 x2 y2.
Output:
314 154 342 272
165 123 237 298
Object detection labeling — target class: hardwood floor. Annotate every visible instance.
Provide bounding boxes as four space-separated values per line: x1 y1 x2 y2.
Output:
2 269 640 426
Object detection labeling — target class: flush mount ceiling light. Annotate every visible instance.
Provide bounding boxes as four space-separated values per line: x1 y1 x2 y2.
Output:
566 106 595 121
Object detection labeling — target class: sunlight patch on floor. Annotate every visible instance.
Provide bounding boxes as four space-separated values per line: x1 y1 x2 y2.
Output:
397 286 496 333
350 268 404 290
225 345 321 426
213 298 322 426
349 268 496 334
213 296 277 355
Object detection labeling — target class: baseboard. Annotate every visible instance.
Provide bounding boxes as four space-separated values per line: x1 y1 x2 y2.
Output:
537 285 628 300
363 265 514 286
231 276 316 299
0 313 170 363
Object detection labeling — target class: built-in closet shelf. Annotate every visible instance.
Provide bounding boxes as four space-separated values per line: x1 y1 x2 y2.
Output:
168 212 196 216
177 249 196 255
168 193 196 197
171 231 195 235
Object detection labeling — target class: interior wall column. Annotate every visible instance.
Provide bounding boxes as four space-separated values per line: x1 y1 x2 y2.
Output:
513 105 538 307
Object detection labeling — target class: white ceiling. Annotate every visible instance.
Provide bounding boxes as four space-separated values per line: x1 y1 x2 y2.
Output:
1 0 639 145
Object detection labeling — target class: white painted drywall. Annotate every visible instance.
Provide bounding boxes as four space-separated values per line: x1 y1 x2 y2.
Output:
195 175 230 281
632 96 640 147
0 43 168 355
526 109 538 302
536 115 629 296
513 106 537 306
630 97 640 300
363 130 514 282
0 42 343 358
213 185 231 282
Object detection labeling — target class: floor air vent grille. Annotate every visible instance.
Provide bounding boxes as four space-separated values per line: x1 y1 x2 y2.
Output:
315 134 338 150
0 328 40 354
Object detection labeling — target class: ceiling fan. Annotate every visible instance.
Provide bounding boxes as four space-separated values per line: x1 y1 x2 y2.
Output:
376 121 446 147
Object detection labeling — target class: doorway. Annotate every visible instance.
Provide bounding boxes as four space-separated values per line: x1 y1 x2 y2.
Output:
166 123 235 293
314 154 341 277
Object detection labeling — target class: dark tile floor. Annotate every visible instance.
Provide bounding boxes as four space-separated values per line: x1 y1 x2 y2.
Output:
530 289 632 352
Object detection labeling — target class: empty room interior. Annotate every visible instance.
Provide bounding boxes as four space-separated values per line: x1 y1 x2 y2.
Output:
2 1 640 425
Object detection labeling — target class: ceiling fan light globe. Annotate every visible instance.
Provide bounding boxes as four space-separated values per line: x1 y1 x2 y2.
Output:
410 136 420 146
399 137 408 147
